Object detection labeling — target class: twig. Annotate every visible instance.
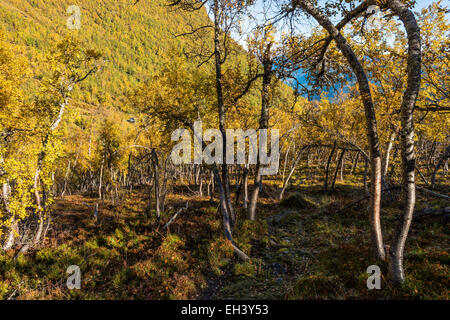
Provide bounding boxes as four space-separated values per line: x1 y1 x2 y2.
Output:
416 186 450 201
7 281 23 300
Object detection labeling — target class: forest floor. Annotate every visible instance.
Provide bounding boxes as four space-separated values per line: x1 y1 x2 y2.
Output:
0 173 448 300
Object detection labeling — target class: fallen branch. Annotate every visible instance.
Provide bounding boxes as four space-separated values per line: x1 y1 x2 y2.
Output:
414 207 450 218
7 280 24 300
231 242 250 261
415 166 430 185
162 202 189 230
416 186 450 201
334 186 401 214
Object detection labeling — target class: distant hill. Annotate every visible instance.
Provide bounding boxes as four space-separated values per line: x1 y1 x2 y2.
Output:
0 0 213 107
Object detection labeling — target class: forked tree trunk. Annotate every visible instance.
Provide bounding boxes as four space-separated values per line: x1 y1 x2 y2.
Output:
294 0 386 261
213 0 235 226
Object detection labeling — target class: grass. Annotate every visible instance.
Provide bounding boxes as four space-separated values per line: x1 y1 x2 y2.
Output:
0 191 226 299
0 171 448 300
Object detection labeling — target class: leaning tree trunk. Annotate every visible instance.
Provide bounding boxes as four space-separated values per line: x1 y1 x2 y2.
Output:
213 0 235 226
295 0 386 261
387 0 421 286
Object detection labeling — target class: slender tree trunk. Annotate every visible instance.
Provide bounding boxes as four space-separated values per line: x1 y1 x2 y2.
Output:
332 149 345 190
99 158 104 200
213 0 235 225
2 218 17 251
32 146 46 246
151 149 160 219
279 146 308 200
248 43 273 221
387 0 421 286
351 151 360 175
282 142 292 182
199 167 204 197
324 142 337 191
61 160 71 198
235 166 242 208
243 165 249 208
1 180 16 251
207 171 212 197
383 131 397 178
210 171 215 203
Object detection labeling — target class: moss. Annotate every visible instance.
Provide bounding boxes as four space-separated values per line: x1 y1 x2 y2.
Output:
206 238 234 275
1 185 447 300
280 193 317 209
290 274 344 299
0 281 9 299
234 261 258 277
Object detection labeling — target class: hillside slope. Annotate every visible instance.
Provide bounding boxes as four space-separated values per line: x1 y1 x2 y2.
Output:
0 0 211 106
